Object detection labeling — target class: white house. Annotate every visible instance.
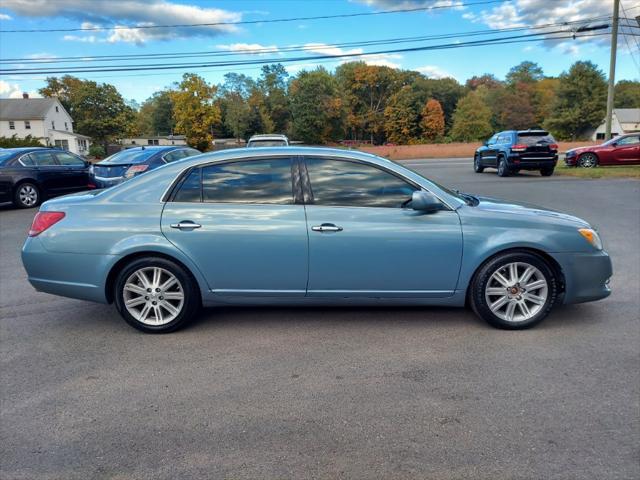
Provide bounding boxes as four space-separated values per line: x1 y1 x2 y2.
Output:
0 95 91 155
591 108 640 141
120 135 187 147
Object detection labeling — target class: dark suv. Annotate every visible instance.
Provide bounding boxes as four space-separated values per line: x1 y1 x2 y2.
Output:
474 130 558 177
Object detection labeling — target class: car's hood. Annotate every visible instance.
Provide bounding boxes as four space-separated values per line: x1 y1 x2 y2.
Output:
473 195 590 227
565 145 600 154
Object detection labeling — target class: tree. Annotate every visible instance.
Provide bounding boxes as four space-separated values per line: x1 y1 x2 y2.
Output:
420 99 445 142
466 74 503 91
257 64 290 133
384 86 422 144
170 73 221 150
450 90 493 142
0 135 43 148
39 76 135 148
544 61 607 140
506 61 544 84
219 73 254 140
614 80 640 108
533 77 559 126
424 77 465 134
290 68 344 144
498 83 537 130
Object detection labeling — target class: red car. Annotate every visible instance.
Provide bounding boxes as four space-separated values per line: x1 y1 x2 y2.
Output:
564 133 640 167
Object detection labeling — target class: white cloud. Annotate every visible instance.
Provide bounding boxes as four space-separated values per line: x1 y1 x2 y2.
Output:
0 13 12 20
2 0 242 44
0 80 41 99
361 53 403 69
303 43 364 57
26 52 58 60
216 43 280 55
415 65 454 79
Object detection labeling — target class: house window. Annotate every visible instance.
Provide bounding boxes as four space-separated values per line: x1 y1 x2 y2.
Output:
24 121 31 129
148 139 159 145
596 133 605 140
54 139 70 151
77 139 87 152
64 122 68 130
131 140 136 144
51 121 55 129
9 121 15 130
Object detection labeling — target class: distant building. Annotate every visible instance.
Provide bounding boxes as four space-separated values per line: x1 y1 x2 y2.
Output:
0 95 91 155
212 138 246 150
120 135 187 147
591 108 640 140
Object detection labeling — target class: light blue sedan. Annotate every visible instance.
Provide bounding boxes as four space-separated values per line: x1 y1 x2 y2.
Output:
21 147 612 333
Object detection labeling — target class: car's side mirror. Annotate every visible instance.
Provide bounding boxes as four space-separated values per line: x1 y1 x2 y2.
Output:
483 140 488 146
410 190 442 212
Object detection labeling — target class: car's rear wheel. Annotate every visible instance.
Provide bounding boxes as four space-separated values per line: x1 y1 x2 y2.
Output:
578 153 598 168
474 155 484 173
114 257 200 333
14 182 40 208
470 251 558 329
497 157 509 177
540 167 554 176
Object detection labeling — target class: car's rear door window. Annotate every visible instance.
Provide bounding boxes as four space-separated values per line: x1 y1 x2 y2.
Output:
173 168 202 202
304 158 417 208
28 151 58 166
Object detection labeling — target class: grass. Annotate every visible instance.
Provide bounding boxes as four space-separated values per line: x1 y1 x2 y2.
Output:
555 162 640 179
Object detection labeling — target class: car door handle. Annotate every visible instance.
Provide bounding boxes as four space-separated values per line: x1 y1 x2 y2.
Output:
170 221 201 230
311 223 343 232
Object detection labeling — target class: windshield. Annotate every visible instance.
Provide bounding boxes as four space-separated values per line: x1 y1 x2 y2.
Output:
99 149 159 165
387 158 467 203
0 150 17 165
517 132 555 145
248 140 287 147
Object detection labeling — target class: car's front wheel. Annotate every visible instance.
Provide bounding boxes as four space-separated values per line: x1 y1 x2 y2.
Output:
469 251 558 329
578 153 598 168
540 167 554 176
474 154 484 173
114 257 200 333
14 182 40 208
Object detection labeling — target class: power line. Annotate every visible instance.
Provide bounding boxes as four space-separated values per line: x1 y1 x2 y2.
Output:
0 30 615 76
0 16 614 67
0 0 505 33
620 0 640 69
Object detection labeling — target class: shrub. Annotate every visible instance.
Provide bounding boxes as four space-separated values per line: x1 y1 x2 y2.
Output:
0 135 43 148
88 144 106 159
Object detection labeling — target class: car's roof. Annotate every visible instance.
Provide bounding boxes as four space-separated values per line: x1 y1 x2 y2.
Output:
0 147 61 154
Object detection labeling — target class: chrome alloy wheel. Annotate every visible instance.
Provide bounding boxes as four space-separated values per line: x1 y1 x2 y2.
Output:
484 262 548 323
18 184 38 206
578 153 597 168
123 267 184 325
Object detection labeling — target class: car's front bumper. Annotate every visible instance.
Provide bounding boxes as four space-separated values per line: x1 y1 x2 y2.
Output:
550 250 612 304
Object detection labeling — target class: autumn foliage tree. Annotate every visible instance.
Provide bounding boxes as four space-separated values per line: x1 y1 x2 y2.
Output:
420 99 445 142
170 73 221 150
450 90 493 142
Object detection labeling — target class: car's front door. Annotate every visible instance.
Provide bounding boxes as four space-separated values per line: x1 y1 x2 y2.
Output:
161 157 308 297
481 134 499 166
302 157 463 298
54 151 90 192
612 135 640 163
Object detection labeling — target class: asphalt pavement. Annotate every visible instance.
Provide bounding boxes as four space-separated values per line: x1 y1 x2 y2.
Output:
1 159 639 479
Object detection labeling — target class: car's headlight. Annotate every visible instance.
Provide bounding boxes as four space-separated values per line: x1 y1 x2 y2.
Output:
578 228 603 250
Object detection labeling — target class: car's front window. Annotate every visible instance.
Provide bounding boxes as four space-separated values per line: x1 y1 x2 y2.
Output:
615 135 639 146
305 158 417 208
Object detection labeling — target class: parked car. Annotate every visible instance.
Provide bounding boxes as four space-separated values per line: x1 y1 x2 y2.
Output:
474 130 558 177
91 146 201 188
564 133 640 167
247 134 289 147
0 147 92 208
22 147 611 333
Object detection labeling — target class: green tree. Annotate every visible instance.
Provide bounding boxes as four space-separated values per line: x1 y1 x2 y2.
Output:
614 80 640 108
170 73 221 150
290 68 344 144
424 77 465 133
420 98 445 142
450 90 493 142
506 61 544 84
466 74 503 91
498 83 537 130
544 61 607 140
257 64 290 133
219 73 254 140
0 135 43 148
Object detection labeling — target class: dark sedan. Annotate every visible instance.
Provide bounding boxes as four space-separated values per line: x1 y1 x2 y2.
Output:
0 147 92 208
91 146 201 188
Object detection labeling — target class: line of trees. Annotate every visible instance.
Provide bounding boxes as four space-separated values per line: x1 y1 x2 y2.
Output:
37 61 640 150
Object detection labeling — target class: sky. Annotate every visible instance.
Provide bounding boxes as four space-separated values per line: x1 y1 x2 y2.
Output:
0 0 638 103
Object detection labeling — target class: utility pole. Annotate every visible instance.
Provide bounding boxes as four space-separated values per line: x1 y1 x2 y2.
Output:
605 0 620 140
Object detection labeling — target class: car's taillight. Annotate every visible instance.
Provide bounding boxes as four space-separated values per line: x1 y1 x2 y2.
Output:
511 144 527 152
549 143 559 150
124 164 149 178
28 211 65 237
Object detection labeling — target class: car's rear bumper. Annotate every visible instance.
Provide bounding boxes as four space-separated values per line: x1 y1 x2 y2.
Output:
550 250 612 304
21 236 114 303
508 154 558 169
92 176 125 189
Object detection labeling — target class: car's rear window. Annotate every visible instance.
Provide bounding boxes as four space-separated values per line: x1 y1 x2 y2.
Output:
248 140 287 147
517 132 555 145
100 149 159 164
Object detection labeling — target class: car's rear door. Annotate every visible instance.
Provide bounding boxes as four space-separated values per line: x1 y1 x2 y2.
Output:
161 156 308 297
54 151 89 192
302 156 463 298
612 135 640 163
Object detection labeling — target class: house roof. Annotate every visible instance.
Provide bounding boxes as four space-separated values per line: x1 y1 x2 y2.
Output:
0 98 60 120
614 108 640 123
50 129 91 140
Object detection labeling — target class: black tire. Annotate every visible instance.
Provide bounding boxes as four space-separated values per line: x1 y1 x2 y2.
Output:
114 256 200 333
469 251 558 330
474 154 484 173
13 182 40 208
577 153 598 168
540 167 554 176
497 157 510 177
